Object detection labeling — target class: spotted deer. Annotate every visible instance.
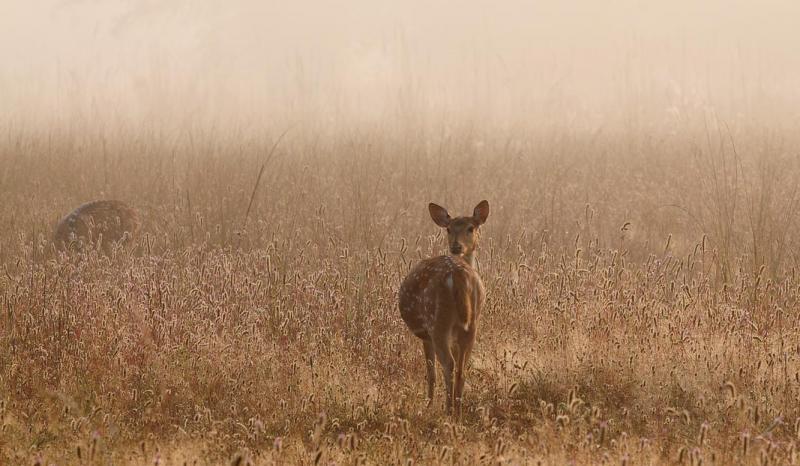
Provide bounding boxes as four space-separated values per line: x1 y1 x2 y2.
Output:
398 200 489 417
53 200 140 254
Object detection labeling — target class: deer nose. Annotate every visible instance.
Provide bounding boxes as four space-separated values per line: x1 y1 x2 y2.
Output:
450 244 463 254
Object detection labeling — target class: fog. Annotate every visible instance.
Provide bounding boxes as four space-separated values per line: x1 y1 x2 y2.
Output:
2 0 800 130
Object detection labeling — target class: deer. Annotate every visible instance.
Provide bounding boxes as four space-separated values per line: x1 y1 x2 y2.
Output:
398 200 489 417
53 200 140 255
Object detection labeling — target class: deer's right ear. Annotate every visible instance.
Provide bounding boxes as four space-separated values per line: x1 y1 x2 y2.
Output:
472 200 489 225
428 203 451 228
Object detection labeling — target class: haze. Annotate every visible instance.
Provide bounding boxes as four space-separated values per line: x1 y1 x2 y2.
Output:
2 0 799 131
7 2 800 464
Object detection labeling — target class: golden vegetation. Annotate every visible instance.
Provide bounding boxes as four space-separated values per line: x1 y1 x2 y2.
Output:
2 115 800 465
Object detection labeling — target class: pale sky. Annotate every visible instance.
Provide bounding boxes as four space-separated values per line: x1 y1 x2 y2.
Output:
2 0 799 128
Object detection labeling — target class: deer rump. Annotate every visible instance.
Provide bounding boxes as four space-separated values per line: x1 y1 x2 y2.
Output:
398 255 482 340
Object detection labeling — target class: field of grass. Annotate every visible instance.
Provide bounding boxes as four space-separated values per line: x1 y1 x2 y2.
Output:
2 114 800 464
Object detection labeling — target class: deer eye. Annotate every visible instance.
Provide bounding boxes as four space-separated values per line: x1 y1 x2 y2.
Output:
467 226 475 233
446 227 451 234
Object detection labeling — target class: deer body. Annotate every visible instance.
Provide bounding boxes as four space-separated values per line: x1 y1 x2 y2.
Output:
53 200 139 253
398 201 489 416
400 255 483 337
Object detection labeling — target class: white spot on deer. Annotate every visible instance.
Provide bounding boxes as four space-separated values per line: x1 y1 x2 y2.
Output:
445 274 454 291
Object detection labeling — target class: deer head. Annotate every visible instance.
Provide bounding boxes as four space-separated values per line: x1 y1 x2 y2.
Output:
428 200 489 263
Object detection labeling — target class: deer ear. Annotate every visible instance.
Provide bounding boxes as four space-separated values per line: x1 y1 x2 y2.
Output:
428 203 451 228
473 200 489 225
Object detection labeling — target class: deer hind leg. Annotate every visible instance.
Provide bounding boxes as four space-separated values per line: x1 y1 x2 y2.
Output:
432 331 455 414
453 328 476 419
423 338 436 406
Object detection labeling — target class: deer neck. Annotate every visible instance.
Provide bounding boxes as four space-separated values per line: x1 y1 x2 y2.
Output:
461 252 477 269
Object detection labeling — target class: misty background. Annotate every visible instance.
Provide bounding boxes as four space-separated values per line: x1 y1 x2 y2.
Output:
2 0 800 132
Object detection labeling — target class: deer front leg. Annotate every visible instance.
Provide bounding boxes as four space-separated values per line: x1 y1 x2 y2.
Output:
453 328 476 419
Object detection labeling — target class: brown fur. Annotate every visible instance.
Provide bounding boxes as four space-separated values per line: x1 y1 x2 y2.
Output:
53 200 140 253
398 200 489 417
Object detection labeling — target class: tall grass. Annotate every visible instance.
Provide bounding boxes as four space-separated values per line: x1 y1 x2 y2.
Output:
1 108 800 464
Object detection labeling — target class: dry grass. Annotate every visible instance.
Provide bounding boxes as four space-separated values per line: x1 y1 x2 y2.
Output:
2 115 800 465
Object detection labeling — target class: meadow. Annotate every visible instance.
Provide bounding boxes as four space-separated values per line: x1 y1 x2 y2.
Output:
2 109 800 465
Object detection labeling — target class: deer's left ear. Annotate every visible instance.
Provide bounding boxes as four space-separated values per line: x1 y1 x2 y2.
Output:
473 200 489 225
429 203 451 228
